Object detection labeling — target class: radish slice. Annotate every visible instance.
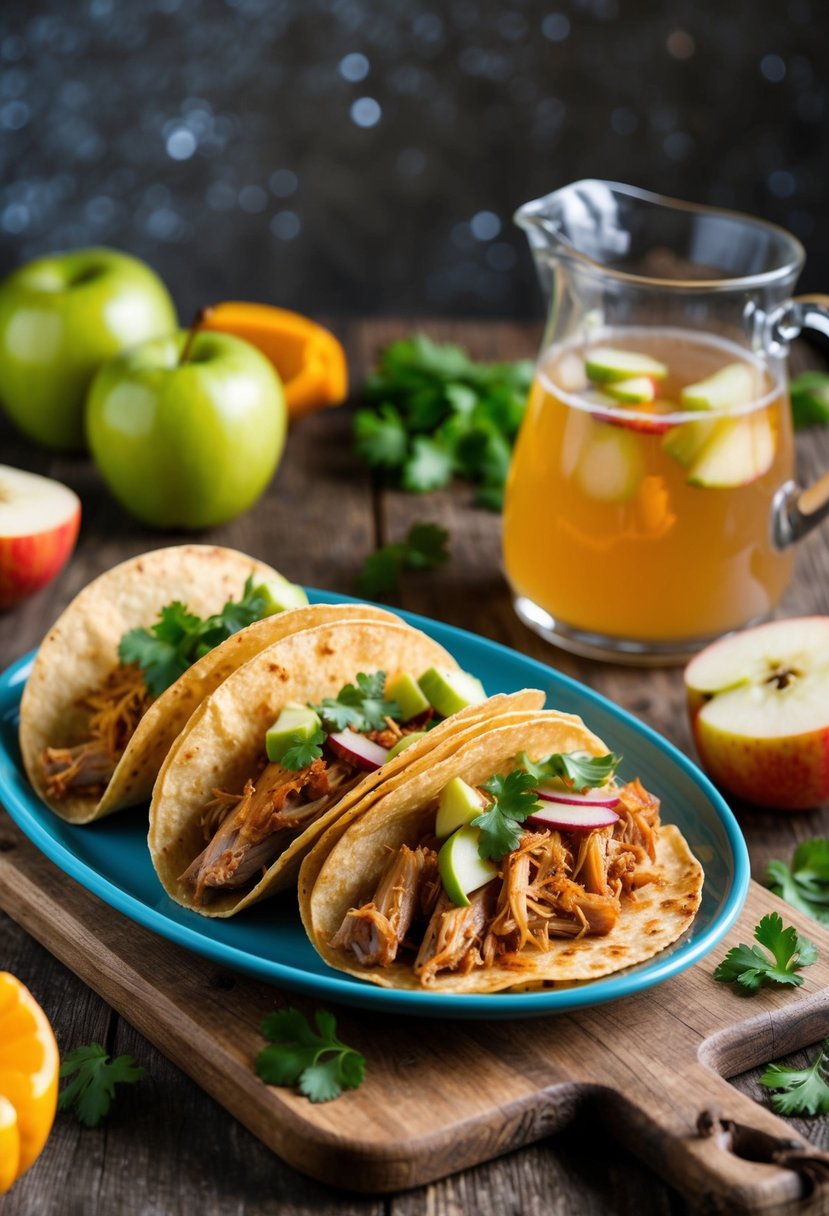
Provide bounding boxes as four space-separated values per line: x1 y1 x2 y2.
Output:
535 785 621 809
527 803 620 831
327 731 389 771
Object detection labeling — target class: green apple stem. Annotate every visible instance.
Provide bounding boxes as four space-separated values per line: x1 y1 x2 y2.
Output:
179 306 215 365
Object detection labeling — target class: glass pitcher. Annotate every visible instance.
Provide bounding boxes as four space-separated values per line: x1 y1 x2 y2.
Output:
503 179 829 665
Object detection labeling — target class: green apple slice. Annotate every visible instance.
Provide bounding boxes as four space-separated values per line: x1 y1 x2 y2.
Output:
686 411 775 488
438 826 497 907
253 575 308 615
418 667 486 717
661 417 718 468
603 376 656 405
265 703 321 763
386 730 426 760
585 347 668 384
435 777 486 839
680 362 758 411
574 422 643 502
386 671 430 721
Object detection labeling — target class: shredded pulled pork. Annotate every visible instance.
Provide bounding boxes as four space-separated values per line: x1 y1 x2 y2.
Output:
181 758 359 903
41 663 152 798
329 844 439 966
330 779 663 986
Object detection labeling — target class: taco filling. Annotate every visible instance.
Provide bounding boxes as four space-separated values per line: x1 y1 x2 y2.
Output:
180 665 487 904
38 575 300 801
329 751 671 987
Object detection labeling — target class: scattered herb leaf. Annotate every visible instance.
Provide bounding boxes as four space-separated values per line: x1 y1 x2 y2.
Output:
790 372 829 430
280 727 326 771
518 750 622 791
356 522 449 599
311 671 400 733
58 1043 145 1128
119 576 276 697
713 911 818 991
473 769 540 861
760 1039 829 1116
766 838 829 927
354 335 533 507
256 1008 366 1103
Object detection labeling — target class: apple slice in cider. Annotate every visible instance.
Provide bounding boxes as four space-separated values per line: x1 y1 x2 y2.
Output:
685 410 775 488
585 389 674 436
574 418 644 503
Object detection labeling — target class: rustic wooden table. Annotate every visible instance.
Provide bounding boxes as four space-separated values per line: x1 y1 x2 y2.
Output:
1 319 828 1215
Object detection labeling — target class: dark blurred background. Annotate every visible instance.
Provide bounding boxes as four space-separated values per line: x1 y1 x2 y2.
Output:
0 0 827 320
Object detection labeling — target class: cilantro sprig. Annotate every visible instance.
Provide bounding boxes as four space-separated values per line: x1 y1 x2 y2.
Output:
790 371 829 430
767 839 829 927
354 334 533 507
311 671 401 734
357 522 449 599
472 770 540 861
280 727 326 771
760 1039 829 1116
58 1043 145 1127
256 1008 366 1103
713 911 817 992
518 750 621 791
119 576 277 697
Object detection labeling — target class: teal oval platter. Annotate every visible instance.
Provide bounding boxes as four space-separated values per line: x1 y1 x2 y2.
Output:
0 590 749 1020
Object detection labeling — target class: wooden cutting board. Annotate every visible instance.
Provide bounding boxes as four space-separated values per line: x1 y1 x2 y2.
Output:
1 810 828 1213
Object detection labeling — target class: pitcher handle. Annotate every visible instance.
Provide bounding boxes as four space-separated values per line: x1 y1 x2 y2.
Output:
769 294 829 549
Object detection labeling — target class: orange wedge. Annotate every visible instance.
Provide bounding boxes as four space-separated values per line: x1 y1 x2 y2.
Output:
202 302 348 420
0 973 59 1193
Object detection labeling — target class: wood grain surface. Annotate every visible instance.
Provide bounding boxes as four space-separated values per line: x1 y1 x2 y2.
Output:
1 319 828 1216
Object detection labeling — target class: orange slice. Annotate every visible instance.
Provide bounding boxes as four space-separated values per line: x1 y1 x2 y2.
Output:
202 302 348 420
0 973 59 1193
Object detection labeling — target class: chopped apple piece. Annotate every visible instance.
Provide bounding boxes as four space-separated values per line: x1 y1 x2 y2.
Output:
438 826 497 907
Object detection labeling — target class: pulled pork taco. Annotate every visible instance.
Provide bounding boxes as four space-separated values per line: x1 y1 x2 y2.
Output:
18 544 344 824
299 713 703 993
148 615 546 917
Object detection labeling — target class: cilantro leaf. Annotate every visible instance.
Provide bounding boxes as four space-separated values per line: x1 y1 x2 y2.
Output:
767 839 829 927
473 770 540 862
353 403 408 468
311 671 400 732
118 575 281 697
354 334 532 505
357 522 449 599
518 750 622 791
402 437 454 492
58 1043 145 1128
713 911 817 991
256 1008 366 1103
280 728 326 771
790 372 829 430
760 1039 829 1116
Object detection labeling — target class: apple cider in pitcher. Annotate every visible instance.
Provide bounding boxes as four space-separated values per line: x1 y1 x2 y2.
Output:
502 327 795 646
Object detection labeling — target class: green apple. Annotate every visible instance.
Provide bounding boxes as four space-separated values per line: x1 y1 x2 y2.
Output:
0 248 176 451
385 730 426 760
418 667 486 717
386 671 430 721
435 777 485 838
86 330 286 529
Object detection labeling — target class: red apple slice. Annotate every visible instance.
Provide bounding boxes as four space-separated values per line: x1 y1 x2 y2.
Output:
526 803 620 830
535 784 621 809
0 465 81 609
680 362 759 411
327 730 389 771
585 390 675 436
603 376 657 405
684 616 829 809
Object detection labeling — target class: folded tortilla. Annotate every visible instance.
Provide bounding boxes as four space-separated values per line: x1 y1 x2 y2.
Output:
148 615 546 917
20 544 397 824
299 713 704 993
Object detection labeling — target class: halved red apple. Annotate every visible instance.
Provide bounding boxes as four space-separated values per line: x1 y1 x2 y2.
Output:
0 465 81 609
684 617 829 810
